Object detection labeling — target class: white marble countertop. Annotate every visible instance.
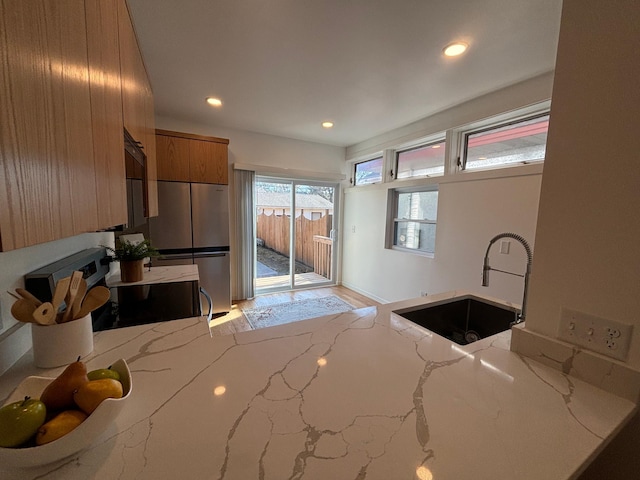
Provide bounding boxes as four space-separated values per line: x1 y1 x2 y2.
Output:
0 291 636 479
106 264 199 287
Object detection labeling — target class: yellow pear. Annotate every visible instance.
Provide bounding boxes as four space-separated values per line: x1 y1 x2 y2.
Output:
35 410 87 445
40 357 89 411
73 378 123 414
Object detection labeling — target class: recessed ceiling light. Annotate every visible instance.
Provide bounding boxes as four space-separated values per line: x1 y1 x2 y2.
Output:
206 97 222 107
322 121 334 129
443 42 468 57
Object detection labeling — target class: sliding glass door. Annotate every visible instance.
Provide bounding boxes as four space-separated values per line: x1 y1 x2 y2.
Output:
255 177 337 293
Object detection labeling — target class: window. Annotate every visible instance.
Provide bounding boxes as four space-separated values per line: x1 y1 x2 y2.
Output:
462 113 549 170
353 157 383 186
395 140 446 179
388 187 438 255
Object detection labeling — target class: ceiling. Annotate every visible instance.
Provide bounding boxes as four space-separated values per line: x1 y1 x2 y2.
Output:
127 0 563 147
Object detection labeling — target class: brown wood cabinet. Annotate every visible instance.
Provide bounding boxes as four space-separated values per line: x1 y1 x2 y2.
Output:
87 0 128 229
156 130 229 184
0 0 157 251
0 0 98 251
119 0 157 217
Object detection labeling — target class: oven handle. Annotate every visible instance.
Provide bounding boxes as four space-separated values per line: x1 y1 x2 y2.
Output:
199 287 214 337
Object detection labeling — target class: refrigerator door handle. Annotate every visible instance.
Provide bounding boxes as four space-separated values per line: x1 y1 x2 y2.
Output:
200 286 214 337
159 253 193 261
194 252 229 259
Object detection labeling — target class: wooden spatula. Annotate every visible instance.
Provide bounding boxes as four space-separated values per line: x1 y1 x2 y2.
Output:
70 278 87 320
51 276 71 323
61 271 83 323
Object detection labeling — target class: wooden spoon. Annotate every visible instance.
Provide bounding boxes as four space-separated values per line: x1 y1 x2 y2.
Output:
75 286 110 319
61 271 83 323
16 288 43 306
32 302 57 325
11 298 37 323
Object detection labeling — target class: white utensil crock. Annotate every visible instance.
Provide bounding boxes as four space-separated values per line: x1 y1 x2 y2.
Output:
31 314 94 368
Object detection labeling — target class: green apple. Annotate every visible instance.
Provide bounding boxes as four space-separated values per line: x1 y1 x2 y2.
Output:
0 396 47 448
87 366 120 383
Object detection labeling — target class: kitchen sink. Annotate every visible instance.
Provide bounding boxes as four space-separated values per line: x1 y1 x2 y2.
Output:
393 296 519 345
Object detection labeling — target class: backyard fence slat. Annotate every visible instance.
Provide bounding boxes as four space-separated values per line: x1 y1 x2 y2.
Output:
257 213 332 277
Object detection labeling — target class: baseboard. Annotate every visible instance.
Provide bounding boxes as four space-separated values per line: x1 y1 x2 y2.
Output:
340 281 389 305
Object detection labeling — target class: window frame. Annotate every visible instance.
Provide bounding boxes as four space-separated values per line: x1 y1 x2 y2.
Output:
459 111 550 172
394 138 447 180
385 184 439 257
351 155 384 186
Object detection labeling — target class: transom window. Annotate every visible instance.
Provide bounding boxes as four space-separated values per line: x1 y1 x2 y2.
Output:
352 156 383 186
395 139 446 179
462 113 549 170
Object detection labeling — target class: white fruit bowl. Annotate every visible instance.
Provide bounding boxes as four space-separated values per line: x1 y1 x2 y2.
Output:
0 358 132 468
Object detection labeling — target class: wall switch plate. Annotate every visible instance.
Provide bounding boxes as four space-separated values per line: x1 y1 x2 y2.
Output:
500 240 510 254
557 307 633 361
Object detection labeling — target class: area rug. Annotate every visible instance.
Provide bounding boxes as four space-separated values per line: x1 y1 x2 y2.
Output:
243 295 355 330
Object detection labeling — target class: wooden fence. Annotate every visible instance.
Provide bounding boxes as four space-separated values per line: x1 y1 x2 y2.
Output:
257 213 333 276
313 235 332 278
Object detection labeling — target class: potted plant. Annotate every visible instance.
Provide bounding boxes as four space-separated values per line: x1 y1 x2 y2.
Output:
104 239 159 283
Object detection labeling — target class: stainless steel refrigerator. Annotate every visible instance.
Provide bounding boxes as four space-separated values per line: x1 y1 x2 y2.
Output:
148 181 231 314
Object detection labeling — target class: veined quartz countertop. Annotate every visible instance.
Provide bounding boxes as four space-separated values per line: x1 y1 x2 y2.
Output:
0 291 636 479
106 264 199 288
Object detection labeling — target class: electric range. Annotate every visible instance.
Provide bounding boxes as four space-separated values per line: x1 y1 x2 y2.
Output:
25 248 201 331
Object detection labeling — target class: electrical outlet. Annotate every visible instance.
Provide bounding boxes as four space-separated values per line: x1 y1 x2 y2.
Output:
557 307 633 361
420 291 428 297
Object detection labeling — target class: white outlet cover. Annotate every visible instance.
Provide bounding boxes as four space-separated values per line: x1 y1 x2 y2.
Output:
557 307 633 361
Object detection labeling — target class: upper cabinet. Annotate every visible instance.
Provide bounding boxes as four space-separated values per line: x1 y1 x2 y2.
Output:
86 0 127 229
0 0 98 251
156 130 229 185
0 0 156 251
118 0 157 217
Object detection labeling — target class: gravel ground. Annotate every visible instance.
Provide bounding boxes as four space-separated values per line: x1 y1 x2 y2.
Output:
257 245 312 275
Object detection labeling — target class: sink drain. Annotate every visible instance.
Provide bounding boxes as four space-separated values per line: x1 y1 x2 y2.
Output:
464 330 481 343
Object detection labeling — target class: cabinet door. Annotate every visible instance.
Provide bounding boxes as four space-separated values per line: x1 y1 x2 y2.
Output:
156 134 190 182
143 79 159 217
118 0 145 146
86 0 127 228
0 0 97 251
190 140 229 184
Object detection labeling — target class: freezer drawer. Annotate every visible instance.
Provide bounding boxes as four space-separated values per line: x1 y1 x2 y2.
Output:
155 253 231 315
194 253 231 314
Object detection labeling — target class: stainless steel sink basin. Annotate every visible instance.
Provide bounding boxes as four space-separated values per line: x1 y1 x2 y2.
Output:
393 295 519 345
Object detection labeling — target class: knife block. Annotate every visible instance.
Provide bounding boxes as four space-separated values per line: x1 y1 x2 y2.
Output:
31 314 94 368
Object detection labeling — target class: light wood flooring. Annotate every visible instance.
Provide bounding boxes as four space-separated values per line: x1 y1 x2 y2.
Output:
208 285 381 336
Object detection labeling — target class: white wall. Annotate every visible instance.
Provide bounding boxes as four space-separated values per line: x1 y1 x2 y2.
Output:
342 170 542 304
0 232 115 375
525 0 640 368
